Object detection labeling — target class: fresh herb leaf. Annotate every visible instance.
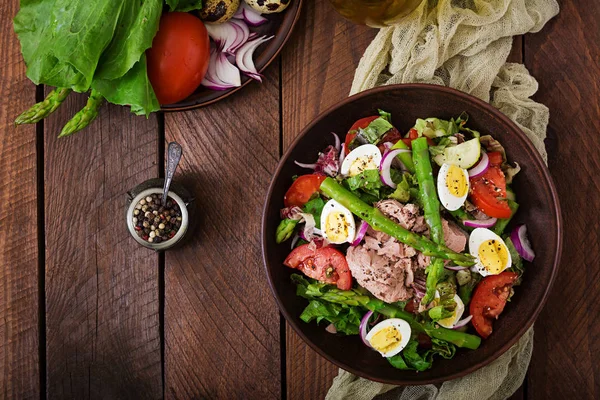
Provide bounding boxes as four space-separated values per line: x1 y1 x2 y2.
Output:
356 117 393 144
303 197 325 226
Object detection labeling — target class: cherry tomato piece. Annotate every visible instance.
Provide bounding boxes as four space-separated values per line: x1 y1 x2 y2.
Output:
284 244 353 290
469 272 519 338
469 166 512 218
283 174 326 208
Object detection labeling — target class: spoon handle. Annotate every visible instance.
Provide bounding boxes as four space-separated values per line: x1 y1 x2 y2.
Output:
162 142 183 206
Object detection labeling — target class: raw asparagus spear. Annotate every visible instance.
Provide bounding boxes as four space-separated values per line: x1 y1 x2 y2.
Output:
58 90 104 138
15 88 71 125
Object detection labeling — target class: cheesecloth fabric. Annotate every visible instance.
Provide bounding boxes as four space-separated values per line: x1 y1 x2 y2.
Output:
327 0 558 398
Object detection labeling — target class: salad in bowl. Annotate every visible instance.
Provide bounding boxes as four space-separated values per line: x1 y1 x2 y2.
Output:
274 110 536 371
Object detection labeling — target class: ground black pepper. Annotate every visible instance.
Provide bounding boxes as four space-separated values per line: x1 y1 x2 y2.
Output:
133 194 182 243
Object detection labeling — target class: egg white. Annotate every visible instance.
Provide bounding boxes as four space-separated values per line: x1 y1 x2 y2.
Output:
435 293 465 329
340 144 382 177
366 318 412 358
437 163 470 211
468 228 512 277
320 199 356 244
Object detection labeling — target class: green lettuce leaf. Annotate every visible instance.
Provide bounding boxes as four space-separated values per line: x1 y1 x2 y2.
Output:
299 300 362 335
303 197 325 227
166 0 204 11
356 117 393 144
388 338 457 371
414 118 459 138
344 169 384 198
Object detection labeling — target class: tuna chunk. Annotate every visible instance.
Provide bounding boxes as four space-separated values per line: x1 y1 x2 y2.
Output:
346 246 413 303
442 219 467 253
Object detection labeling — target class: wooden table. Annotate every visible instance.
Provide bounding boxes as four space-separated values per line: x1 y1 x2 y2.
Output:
1 0 598 399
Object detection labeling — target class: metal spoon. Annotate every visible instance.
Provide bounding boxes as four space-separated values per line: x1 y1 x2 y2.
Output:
162 142 183 206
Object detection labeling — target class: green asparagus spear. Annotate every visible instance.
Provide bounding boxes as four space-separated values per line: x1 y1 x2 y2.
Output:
58 89 104 138
391 139 415 173
412 137 449 304
292 274 481 349
15 88 72 125
276 219 300 244
319 177 474 265
492 200 519 236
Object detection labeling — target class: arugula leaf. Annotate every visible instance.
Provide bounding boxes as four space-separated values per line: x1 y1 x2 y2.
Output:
356 117 393 144
166 0 204 11
378 109 392 123
344 169 384 197
303 197 325 227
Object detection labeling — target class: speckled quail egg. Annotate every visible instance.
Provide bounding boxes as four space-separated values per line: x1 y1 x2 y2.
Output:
244 0 290 14
200 0 240 23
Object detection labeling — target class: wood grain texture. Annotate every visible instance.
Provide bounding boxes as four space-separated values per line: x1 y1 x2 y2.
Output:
0 0 39 398
525 1 600 399
280 2 375 399
44 97 162 399
163 62 281 399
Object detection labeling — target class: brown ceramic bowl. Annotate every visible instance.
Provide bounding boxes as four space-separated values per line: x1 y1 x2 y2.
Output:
161 0 303 111
262 84 562 384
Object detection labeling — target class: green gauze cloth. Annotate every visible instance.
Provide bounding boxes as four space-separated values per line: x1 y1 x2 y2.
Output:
328 0 559 399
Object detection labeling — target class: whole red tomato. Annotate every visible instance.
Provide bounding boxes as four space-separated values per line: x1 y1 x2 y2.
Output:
147 13 210 105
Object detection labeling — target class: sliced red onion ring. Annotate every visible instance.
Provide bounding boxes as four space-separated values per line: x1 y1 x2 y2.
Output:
445 265 469 271
510 224 535 262
338 145 346 166
359 310 374 347
228 19 250 54
202 48 239 90
290 232 300 249
351 220 369 246
233 4 244 19
468 152 489 178
235 35 274 82
215 52 241 87
205 22 239 54
239 2 268 26
294 161 317 170
331 132 341 152
379 149 411 188
463 217 497 228
452 315 473 329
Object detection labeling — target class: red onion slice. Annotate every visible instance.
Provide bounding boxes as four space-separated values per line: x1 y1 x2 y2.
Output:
202 48 238 90
463 217 498 228
235 35 274 82
290 232 300 249
351 220 369 246
445 265 469 271
379 149 411 188
205 22 239 54
215 52 241 87
510 224 535 262
228 19 250 54
359 310 374 347
241 2 268 26
452 315 473 329
468 152 489 178
338 145 346 166
233 4 244 19
332 132 341 152
294 161 317 170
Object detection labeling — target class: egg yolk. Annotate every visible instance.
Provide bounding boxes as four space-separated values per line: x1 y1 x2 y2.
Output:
370 326 402 354
478 239 509 274
349 156 376 176
445 165 468 197
325 212 348 243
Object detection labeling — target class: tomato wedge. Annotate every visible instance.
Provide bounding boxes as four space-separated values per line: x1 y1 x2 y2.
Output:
284 244 352 290
469 272 519 338
469 166 512 219
283 174 326 208
344 116 379 153
487 151 503 166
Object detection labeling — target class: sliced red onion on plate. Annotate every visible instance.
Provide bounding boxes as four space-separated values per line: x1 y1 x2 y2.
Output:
359 310 374 347
379 149 411 188
452 315 473 329
510 224 535 261
445 265 469 271
202 48 239 91
351 220 369 246
290 232 300 249
235 2 268 27
294 161 317 170
463 217 497 228
205 22 240 54
332 132 341 152
235 35 274 82
215 52 241 87
468 151 489 178
228 19 250 54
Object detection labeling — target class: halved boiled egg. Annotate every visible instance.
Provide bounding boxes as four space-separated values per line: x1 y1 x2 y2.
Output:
320 199 356 244
437 163 470 211
366 318 411 358
469 228 512 276
340 144 382 177
434 293 465 329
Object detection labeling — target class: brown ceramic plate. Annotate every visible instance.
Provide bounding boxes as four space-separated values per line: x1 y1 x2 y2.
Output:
262 84 562 385
160 1 303 111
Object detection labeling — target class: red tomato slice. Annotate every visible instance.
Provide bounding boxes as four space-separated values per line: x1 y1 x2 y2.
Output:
344 116 379 153
469 272 519 338
469 166 512 219
487 151 504 166
283 174 326 208
408 128 419 140
284 244 353 290
147 13 210 105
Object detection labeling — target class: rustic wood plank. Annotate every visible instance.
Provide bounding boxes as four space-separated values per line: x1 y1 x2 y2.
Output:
281 2 376 398
163 62 281 399
44 97 162 398
524 1 600 399
0 0 40 398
